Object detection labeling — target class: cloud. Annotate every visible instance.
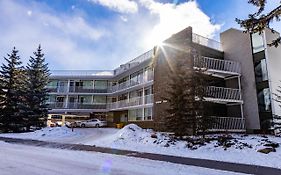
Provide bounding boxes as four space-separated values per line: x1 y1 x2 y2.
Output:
0 0 109 70
0 0 222 70
89 0 138 13
139 0 221 47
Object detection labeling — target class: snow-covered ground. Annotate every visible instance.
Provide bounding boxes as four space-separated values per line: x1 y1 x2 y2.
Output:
0 141 245 175
1 124 281 169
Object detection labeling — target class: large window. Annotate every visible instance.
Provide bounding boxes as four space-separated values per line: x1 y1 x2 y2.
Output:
128 109 143 121
254 59 268 82
79 95 92 104
82 80 93 89
251 33 265 53
130 70 143 85
94 80 107 89
257 88 271 112
144 107 153 120
93 96 107 103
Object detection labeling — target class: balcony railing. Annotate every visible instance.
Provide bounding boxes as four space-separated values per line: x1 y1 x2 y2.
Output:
47 95 154 110
108 94 154 110
110 73 153 93
50 70 114 77
205 86 241 102
114 49 154 75
69 86 108 93
192 33 222 51
194 56 241 74
47 102 107 109
209 117 245 131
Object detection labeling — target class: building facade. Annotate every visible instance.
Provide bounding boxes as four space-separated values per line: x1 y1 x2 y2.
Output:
46 27 281 133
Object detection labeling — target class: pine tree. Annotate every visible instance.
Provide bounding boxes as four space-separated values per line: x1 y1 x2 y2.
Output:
24 45 50 130
0 47 25 132
236 0 281 47
165 51 197 136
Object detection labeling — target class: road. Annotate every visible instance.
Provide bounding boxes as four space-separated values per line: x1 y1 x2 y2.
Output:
0 141 245 175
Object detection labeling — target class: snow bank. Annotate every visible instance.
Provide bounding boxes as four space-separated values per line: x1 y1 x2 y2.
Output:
1 124 281 169
0 126 81 142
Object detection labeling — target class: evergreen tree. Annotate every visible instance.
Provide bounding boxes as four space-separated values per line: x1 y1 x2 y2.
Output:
165 51 197 136
236 0 281 47
24 45 50 130
193 53 215 138
0 47 25 132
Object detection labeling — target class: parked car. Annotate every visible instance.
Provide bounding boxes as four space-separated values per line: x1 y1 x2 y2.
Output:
65 121 79 128
77 119 107 128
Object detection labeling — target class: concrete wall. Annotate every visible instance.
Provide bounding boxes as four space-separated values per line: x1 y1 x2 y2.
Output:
220 28 260 130
264 29 281 123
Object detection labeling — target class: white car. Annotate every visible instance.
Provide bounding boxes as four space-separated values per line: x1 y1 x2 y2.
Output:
78 119 107 128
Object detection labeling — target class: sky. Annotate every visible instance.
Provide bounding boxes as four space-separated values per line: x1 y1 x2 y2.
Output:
0 0 280 70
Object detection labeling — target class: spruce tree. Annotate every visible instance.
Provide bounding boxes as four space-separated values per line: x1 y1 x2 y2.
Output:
24 45 50 130
236 0 281 47
193 53 215 138
0 47 25 132
165 51 197 136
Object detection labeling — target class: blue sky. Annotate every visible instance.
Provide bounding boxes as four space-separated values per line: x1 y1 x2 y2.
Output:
0 0 280 70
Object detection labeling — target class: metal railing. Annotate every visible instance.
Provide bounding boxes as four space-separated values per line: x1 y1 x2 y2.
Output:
108 94 154 110
69 86 108 93
50 70 114 77
192 33 222 51
110 73 153 93
194 56 241 74
114 49 154 75
47 95 154 110
47 102 107 109
209 117 245 131
205 86 241 101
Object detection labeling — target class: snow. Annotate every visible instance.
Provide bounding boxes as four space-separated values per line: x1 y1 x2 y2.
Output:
1 124 281 169
0 141 245 175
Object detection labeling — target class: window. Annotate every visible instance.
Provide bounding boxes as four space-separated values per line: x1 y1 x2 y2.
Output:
82 80 93 89
51 115 62 120
144 108 152 120
257 88 271 112
130 70 143 85
251 33 265 53
47 80 58 87
79 96 92 104
46 95 56 102
95 80 107 89
93 96 107 103
254 59 268 82
128 109 143 121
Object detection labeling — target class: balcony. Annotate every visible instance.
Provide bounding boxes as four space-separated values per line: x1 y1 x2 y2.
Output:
69 86 108 93
194 56 241 77
108 94 154 110
192 33 222 51
208 117 246 132
47 102 107 109
110 73 153 93
204 86 242 103
114 49 154 75
47 95 153 111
